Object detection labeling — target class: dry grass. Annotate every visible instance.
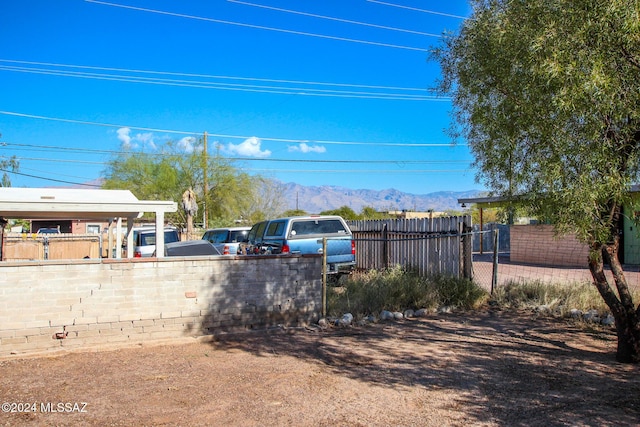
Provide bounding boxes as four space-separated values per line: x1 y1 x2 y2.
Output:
491 279 640 317
328 267 488 318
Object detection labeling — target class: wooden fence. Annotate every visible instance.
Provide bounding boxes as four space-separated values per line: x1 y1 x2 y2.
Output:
347 216 472 278
2 233 103 261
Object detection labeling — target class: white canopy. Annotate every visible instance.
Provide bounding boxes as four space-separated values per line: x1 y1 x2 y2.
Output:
0 188 178 258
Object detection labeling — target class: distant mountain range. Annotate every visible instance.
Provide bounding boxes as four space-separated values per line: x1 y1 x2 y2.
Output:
74 179 482 214
281 182 483 213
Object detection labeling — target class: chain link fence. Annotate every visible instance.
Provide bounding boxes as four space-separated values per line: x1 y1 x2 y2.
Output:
470 229 640 293
343 218 640 294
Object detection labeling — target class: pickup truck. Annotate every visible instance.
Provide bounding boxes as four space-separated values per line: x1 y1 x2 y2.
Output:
243 215 356 277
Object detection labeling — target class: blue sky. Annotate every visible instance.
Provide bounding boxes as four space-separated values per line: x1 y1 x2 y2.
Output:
0 0 477 195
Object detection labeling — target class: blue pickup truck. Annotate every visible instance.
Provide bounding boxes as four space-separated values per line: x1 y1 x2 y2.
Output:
244 215 356 277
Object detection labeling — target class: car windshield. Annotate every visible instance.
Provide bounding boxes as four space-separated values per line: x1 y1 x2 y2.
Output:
248 222 267 244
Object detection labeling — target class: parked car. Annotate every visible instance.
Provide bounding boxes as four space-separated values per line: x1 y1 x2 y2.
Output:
127 226 180 257
243 215 356 277
36 227 61 234
202 226 250 255
164 240 219 256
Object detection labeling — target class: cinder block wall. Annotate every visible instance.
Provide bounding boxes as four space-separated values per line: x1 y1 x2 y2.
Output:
510 225 589 267
0 255 322 358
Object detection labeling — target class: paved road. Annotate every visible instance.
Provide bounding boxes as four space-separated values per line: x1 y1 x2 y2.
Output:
472 253 640 291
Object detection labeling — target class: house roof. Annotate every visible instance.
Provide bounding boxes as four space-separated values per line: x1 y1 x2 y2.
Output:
0 188 177 220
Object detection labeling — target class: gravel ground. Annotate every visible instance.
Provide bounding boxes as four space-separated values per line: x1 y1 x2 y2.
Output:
1 309 639 426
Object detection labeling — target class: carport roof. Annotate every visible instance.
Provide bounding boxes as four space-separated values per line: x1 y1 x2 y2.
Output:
0 188 177 220
458 185 640 208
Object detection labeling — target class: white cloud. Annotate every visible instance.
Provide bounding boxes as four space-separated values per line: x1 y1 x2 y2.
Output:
178 136 197 153
288 142 326 154
116 127 131 148
222 137 271 158
135 132 156 150
115 128 157 150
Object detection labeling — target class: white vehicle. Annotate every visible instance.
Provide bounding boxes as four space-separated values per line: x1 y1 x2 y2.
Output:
126 226 180 257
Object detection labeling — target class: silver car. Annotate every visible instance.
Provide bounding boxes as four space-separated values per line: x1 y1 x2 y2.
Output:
202 227 250 255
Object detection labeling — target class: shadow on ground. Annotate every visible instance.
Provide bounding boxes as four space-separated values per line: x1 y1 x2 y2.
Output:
208 309 640 426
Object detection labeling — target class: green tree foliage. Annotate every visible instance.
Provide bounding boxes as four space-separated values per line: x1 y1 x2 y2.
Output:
103 138 268 228
281 209 308 217
435 0 640 362
469 205 499 225
359 206 391 220
244 177 286 224
0 156 19 187
320 205 359 220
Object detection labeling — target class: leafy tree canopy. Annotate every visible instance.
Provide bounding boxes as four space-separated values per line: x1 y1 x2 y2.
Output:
359 206 391 220
102 138 272 228
435 0 640 362
319 206 359 220
437 0 640 244
281 209 308 217
0 156 19 187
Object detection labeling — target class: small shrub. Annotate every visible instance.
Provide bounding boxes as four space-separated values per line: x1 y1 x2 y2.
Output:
434 275 489 309
327 266 488 318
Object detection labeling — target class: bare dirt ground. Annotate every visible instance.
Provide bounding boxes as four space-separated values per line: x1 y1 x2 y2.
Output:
1 309 639 427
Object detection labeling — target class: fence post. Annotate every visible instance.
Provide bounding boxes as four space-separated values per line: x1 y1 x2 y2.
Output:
460 217 473 280
43 236 49 260
382 223 389 270
491 228 499 295
322 237 327 318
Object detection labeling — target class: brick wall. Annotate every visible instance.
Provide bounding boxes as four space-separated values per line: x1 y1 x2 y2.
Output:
0 255 322 358
510 224 590 267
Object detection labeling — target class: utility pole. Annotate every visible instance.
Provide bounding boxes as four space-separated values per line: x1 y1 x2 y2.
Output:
203 132 208 228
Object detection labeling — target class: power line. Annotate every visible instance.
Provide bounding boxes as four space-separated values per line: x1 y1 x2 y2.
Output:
366 0 468 20
1 142 121 155
1 144 473 165
227 0 442 38
0 65 445 101
6 153 472 166
3 156 107 165
18 165 101 181
245 168 471 174
1 163 470 189
0 59 442 94
0 111 467 147
85 0 433 52
0 168 102 187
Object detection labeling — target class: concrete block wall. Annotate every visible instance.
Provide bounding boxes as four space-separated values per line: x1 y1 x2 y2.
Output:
510 224 589 267
0 255 322 358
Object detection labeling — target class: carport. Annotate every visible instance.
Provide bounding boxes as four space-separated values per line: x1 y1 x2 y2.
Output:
0 187 177 259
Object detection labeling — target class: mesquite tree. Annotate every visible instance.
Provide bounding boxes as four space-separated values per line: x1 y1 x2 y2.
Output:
434 0 640 362
102 138 261 228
